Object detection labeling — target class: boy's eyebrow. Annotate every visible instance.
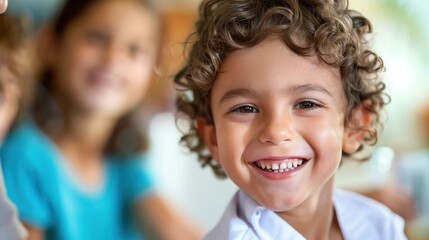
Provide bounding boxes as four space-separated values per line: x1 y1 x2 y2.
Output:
288 84 333 97
219 88 260 105
218 84 333 105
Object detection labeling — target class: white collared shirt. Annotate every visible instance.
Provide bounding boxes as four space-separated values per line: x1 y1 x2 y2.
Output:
205 189 406 240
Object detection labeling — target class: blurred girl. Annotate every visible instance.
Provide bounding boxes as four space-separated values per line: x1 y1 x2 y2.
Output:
1 0 201 239
0 12 33 240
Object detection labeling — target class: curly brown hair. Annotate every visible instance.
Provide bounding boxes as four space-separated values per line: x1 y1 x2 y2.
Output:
174 0 387 178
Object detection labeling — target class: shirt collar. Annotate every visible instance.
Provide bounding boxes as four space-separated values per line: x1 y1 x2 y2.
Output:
237 191 306 240
237 190 265 227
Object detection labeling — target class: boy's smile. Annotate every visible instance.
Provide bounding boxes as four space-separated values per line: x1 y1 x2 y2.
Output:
200 37 358 215
252 157 307 181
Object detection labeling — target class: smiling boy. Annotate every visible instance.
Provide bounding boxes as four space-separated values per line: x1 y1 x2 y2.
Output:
174 0 405 239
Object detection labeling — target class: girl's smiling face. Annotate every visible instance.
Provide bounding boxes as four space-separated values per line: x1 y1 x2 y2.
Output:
51 0 158 119
201 38 359 213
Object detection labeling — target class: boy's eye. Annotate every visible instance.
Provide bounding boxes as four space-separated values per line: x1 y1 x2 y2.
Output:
294 101 319 110
232 105 260 114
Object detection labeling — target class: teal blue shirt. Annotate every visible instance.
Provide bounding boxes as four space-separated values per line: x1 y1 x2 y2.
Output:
1 121 155 240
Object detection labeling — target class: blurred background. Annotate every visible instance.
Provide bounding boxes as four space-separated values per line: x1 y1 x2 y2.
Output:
5 0 429 239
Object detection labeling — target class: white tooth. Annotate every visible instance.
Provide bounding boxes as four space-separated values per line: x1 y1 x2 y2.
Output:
298 160 303 165
287 162 293 169
272 163 279 170
273 169 279 173
260 162 266 169
280 162 287 170
279 168 284 173
266 163 272 170
293 160 298 167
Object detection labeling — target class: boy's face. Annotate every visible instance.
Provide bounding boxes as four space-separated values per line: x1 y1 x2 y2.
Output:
200 38 363 213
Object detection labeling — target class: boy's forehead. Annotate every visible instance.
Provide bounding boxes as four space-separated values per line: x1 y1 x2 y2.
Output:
220 38 340 79
212 37 346 107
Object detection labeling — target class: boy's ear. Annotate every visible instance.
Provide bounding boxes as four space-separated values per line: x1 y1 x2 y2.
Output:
343 103 372 154
197 119 220 163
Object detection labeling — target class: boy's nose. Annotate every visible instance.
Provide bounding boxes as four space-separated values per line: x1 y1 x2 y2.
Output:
258 113 295 145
